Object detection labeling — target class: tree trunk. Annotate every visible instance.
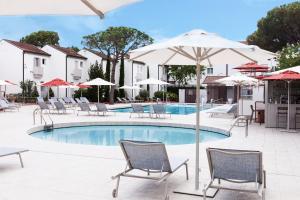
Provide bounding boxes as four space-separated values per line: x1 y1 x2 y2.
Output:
109 61 117 104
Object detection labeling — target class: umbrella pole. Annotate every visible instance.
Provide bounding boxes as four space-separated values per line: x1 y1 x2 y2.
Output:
98 86 99 103
287 81 291 130
195 62 201 190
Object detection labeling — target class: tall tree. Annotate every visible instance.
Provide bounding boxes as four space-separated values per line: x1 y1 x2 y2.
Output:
82 26 153 104
104 52 111 101
20 30 59 47
119 55 125 97
247 1 300 52
168 65 205 86
147 66 150 92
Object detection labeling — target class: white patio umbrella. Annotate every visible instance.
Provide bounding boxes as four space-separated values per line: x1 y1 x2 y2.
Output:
0 0 139 19
119 85 141 90
130 29 263 195
135 78 170 101
82 78 114 103
216 73 259 115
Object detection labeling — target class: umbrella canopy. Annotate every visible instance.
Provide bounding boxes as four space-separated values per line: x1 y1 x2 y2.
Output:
82 78 114 103
82 78 115 86
234 62 269 70
216 73 259 86
129 29 260 193
134 78 170 85
272 65 300 75
0 0 139 18
264 70 300 80
0 80 15 86
77 83 91 89
41 78 70 87
58 84 79 89
119 85 140 90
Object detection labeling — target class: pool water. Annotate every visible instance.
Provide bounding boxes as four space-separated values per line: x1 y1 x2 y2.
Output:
31 125 228 146
113 104 207 115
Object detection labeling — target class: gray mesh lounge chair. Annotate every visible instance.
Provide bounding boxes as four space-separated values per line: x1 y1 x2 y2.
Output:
95 103 115 116
203 148 266 200
75 98 82 103
112 140 189 199
130 104 148 118
122 97 129 103
151 104 171 118
36 97 44 103
38 101 51 113
53 101 66 114
1 97 20 110
77 102 97 116
80 97 90 104
0 147 28 168
63 97 72 104
116 97 125 103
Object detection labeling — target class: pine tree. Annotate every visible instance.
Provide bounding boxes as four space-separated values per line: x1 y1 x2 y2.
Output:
87 61 105 102
104 53 111 101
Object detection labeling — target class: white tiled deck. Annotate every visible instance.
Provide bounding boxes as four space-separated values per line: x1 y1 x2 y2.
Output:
0 104 300 200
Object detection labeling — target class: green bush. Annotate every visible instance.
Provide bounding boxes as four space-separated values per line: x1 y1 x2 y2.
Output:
154 91 164 99
166 92 178 102
138 89 149 101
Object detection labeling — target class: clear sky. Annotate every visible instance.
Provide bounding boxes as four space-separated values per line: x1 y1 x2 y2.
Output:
0 0 296 47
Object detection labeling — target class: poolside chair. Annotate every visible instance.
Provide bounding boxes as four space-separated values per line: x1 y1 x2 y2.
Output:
62 97 72 104
69 97 77 105
0 147 28 168
206 104 238 118
130 104 148 118
77 102 97 116
112 140 189 199
53 101 67 114
80 97 90 104
48 98 57 109
121 97 130 103
95 103 115 116
0 99 18 111
36 97 45 103
75 98 82 104
151 104 171 119
117 97 127 103
203 148 266 200
37 101 51 113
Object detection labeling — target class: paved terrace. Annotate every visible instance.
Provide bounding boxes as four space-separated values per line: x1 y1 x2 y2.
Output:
0 104 300 200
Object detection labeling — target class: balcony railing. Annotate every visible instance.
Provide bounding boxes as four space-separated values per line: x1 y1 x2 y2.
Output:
71 68 82 81
32 67 43 79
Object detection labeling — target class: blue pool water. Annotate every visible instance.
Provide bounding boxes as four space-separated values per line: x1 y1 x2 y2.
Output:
31 125 228 146
113 104 206 115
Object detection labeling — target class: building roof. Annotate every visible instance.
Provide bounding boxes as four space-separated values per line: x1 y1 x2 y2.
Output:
203 76 227 85
4 39 51 56
49 45 87 60
83 48 108 60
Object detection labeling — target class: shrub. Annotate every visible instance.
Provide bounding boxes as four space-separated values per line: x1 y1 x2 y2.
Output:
154 91 164 99
139 89 149 101
166 92 178 102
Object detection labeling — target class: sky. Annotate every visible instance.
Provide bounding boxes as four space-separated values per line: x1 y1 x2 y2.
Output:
0 0 297 48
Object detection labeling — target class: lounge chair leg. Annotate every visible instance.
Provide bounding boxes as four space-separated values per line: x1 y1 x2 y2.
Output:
18 153 24 168
185 163 189 180
263 170 266 188
163 179 169 200
147 169 150 176
203 187 207 200
112 176 120 198
262 189 265 200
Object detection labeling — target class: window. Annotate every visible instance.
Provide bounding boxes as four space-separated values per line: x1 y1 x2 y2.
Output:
42 58 46 65
80 61 83 68
207 67 213 75
241 86 253 100
34 57 41 67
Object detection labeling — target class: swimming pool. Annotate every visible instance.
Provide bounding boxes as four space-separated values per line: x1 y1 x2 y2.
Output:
113 104 208 115
31 125 228 146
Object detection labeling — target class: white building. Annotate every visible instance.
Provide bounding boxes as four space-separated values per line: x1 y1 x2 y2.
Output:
42 45 87 97
0 39 51 94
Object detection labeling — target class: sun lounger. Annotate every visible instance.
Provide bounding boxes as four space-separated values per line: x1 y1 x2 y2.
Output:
95 103 115 116
0 99 19 111
62 97 72 104
80 97 90 104
151 104 171 118
130 104 148 118
37 101 51 113
206 104 238 118
75 98 82 104
69 97 77 105
0 147 28 168
77 102 97 116
36 97 44 103
203 148 266 200
122 97 130 103
53 101 66 114
112 140 189 199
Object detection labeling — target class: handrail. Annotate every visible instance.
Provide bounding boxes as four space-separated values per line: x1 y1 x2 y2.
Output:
228 116 249 137
33 107 54 129
210 98 223 108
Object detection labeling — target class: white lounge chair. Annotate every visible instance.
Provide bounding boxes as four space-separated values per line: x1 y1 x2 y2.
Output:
151 104 171 118
0 147 28 168
206 104 238 118
112 140 189 199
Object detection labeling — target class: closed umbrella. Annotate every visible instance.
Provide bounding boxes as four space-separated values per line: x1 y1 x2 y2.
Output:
216 73 259 115
130 29 265 195
0 0 139 18
82 78 114 103
263 70 300 131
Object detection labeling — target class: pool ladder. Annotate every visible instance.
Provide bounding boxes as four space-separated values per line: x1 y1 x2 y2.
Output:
33 108 54 131
228 116 249 137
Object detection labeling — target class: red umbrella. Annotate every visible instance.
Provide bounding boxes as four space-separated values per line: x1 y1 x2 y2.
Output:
234 62 269 70
41 78 70 87
263 70 300 131
77 83 91 89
